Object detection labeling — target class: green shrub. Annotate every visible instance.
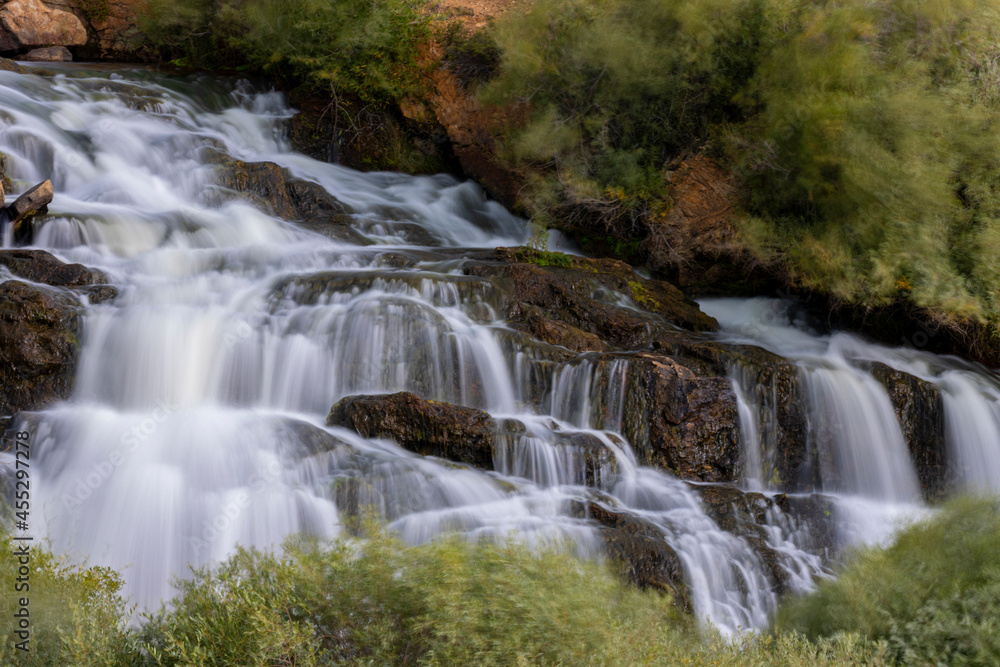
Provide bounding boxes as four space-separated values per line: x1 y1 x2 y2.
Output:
483 0 770 229
138 0 429 107
0 533 141 666
778 497 1000 666
442 23 502 90
735 0 1000 321
0 523 890 665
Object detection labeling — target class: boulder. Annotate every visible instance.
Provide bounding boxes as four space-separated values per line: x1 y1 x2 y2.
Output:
0 249 109 286
867 361 948 499
694 484 789 595
621 353 742 483
0 249 117 415
0 281 80 415
580 501 690 609
0 0 87 49
653 334 814 491
210 157 370 244
465 248 716 351
7 179 52 244
20 45 71 61
327 392 498 469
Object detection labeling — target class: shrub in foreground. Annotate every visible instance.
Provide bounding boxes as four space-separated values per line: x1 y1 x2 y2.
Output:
0 525 889 665
779 497 1000 666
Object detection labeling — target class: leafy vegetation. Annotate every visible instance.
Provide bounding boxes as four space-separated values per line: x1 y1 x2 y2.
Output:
779 497 1000 666
138 0 429 108
482 0 1000 340
1 525 886 665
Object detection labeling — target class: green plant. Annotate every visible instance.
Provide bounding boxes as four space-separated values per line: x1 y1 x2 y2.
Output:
442 23 502 89
139 0 429 108
514 246 574 268
78 0 111 22
778 497 1000 666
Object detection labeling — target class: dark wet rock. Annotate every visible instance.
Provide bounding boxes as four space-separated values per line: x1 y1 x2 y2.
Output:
213 159 297 220
352 219 441 247
561 432 619 486
21 46 71 62
80 284 118 304
209 156 371 245
580 501 690 609
773 493 839 558
694 484 789 594
654 334 814 491
509 311 606 353
0 281 81 415
327 392 497 470
867 362 948 499
6 179 52 245
374 252 417 269
280 418 356 460
465 248 716 351
286 178 350 222
0 249 109 286
621 353 742 483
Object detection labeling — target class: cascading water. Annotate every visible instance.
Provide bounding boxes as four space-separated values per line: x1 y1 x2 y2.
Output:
699 298 1000 546
0 65 816 636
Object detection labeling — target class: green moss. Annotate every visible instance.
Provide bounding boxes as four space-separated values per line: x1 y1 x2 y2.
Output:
628 280 661 310
513 247 574 268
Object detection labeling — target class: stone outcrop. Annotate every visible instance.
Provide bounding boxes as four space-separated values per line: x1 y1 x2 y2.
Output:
464 248 717 352
0 0 86 51
579 501 690 608
209 156 370 244
0 248 109 286
327 392 498 469
0 249 116 416
6 179 53 244
21 44 70 60
867 361 948 499
621 353 742 483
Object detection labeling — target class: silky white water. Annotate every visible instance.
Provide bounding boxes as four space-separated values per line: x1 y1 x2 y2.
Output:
0 65 907 635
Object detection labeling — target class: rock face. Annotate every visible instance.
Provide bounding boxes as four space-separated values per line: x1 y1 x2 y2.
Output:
21 44 70 61
868 361 948 499
0 281 80 415
0 249 116 416
0 0 87 50
465 248 717 352
210 157 370 244
621 353 742 483
327 392 498 469
582 501 690 608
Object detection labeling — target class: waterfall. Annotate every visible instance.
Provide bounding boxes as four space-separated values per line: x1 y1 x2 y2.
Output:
0 65 807 635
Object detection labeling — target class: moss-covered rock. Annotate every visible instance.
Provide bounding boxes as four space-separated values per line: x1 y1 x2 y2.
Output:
465 248 716 352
